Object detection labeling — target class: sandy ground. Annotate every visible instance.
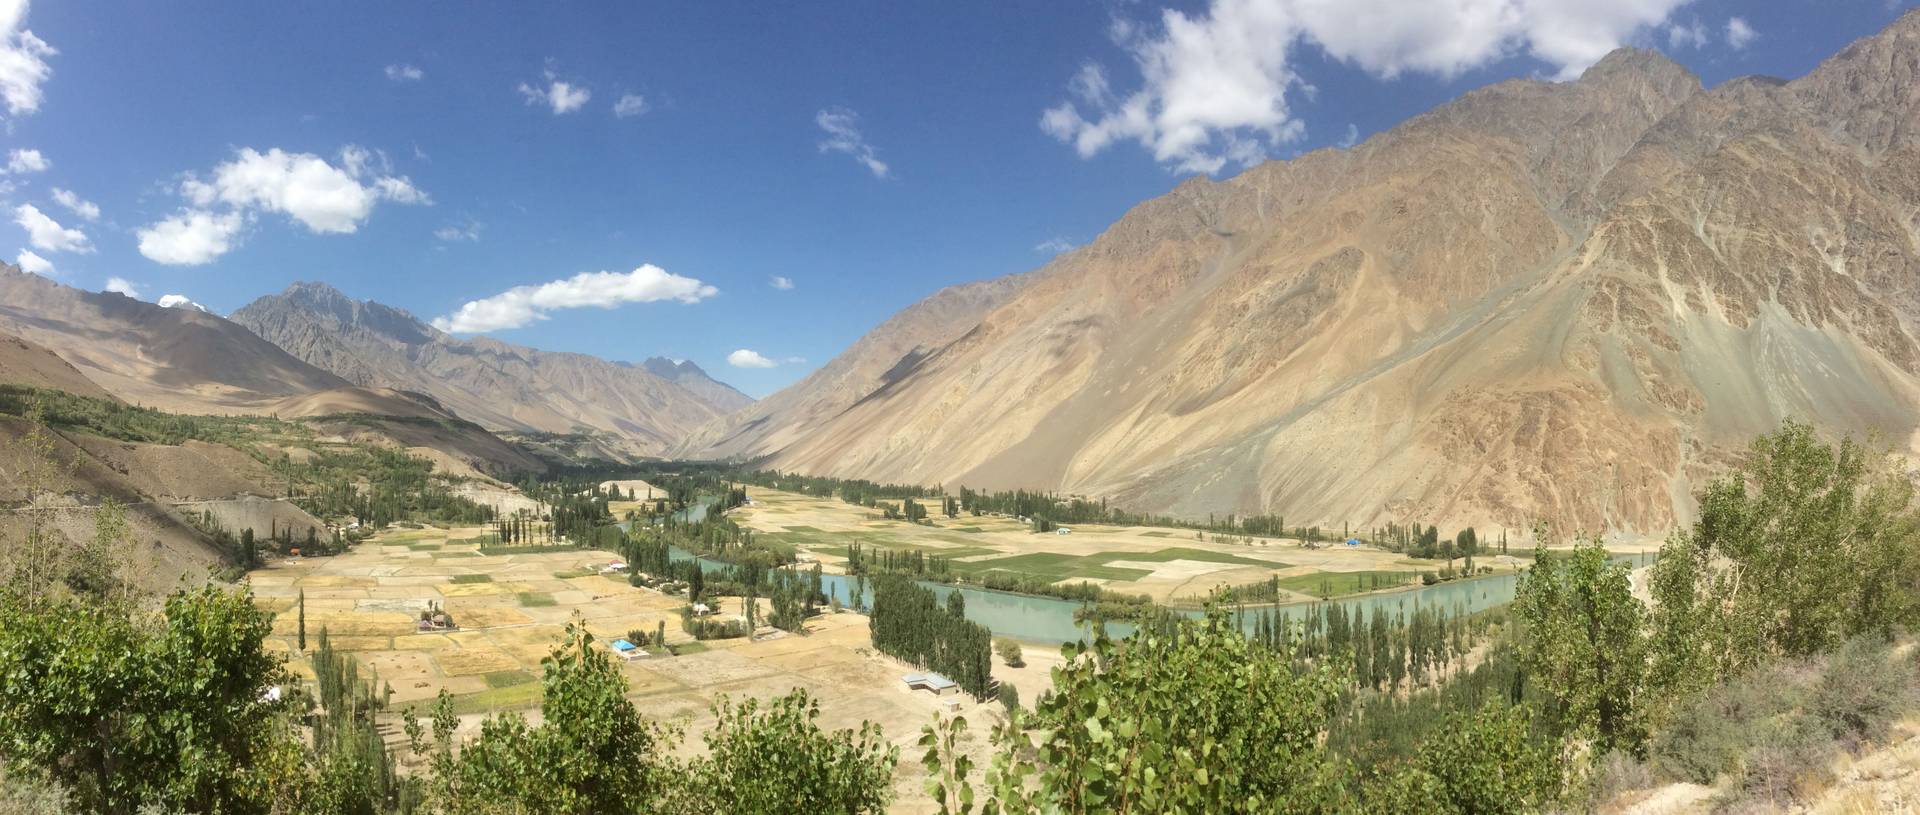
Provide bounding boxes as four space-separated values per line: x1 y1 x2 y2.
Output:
731 487 1532 604
253 523 1020 812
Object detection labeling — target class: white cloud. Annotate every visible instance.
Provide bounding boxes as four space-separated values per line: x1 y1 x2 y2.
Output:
135 209 244 266
1666 20 1708 49
432 264 717 334
0 0 55 118
1338 123 1360 148
518 69 591 114
1046 0 1696 173
385 63 424 82
816 107 890 178
153 146 427 250
434 218 481 242
6 147 46 173
613 93 648 118
14 247 49 275
49 187 96 220
1725 17 1757 50
13 202 89 252
1034 237 1077 254
103 276 140 298
156 293 210 312
769 275 794 290
727 349 778 369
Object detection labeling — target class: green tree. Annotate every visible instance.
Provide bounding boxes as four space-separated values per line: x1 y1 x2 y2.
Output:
1363 704 1560 815
1648 421 1920 705
298 588 308 652
1513 538 1648 754
406 621 666 813
994 637 1023 667
0 585 304 814
932 606 1353 814
666 689 896 814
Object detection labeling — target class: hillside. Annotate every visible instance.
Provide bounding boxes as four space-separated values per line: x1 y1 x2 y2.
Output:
233 282 751 458
0 267 350 413
681 12 1920 536
0 331 116 401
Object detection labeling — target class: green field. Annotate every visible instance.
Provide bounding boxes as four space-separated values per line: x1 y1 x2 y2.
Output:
954 547 1284 581
449 574 493 584
516 592 557 607
1272 570 1419 599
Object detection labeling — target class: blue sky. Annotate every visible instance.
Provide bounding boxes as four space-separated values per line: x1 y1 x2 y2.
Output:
2 0 1913 396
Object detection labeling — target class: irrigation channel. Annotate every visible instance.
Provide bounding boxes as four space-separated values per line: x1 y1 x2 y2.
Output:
620 505 1656 645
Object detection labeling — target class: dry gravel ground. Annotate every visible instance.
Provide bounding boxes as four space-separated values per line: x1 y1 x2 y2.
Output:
254 524 1015 812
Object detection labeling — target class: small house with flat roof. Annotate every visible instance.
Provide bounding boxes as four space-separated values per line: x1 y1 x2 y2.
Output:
901 672 960 696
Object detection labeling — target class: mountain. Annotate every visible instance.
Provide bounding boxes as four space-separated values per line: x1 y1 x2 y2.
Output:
0 330 117 401
681 12 1920 536
231 282 750 457
636 357 753 415
0 267 350 413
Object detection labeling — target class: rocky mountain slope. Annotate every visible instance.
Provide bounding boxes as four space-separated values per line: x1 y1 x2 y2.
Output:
233 282 749 458
681 11 1920 536
0 268 350 413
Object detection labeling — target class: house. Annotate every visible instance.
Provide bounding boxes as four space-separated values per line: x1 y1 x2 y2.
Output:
601 560 628 574
1345 538 1362 547
1055 527 1073 535
902 672 961 697
610 639 648 662
692 602 712 616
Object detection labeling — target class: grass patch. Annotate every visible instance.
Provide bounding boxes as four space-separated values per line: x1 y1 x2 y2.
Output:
406 542 443 551
782 525 826 533
1272 570 1419 599
954 547 1283 582
516 592 557 607
402 682 543 717
670 641 709 656
1139 530 1173 538
449 574 493 584
951 526 986 534
482 670 537 689
435 551 481 559
552 567 595 579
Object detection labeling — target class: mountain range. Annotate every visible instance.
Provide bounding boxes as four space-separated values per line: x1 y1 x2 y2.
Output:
4 12 1917 535
678 11 1920 536
228 281 750 459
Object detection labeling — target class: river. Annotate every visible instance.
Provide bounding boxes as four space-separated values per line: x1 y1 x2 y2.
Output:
619 512 1658 644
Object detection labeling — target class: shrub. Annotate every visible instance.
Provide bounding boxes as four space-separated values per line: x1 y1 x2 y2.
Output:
1809 636 1913 749
996 682 1020 713
994 637 1023 667
1650 664 1807 785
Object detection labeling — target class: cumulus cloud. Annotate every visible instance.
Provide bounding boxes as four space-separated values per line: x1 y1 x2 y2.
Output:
182 146 428 233
1034 237 1077 254
1045 0 1695 174
727 349 778 369
157 293 210 312
13 202 89 252
432 264 717 334
385 63 424 82
1725 17 1757 49
135 209 244 266
518 69 591 114
6 147 45 173
14 247 49 275
613 93 648 118
816 107 889 178
136 145 428 264
1666 19 1708 49
769 275 795 290
0 0 55 118
1338 123 1360 148
49 187 96 220
103 276 140 298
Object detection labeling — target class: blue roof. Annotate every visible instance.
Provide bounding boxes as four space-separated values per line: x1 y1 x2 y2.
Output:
612 639 637 651
1345 539 1361 546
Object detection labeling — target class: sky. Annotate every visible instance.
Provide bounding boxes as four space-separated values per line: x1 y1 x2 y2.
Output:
2 0 1914 397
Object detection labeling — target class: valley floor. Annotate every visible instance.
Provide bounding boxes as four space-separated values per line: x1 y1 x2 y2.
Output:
249 525 1026 811
730 486 1544 604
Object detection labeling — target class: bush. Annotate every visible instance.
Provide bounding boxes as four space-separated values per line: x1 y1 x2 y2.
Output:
1650 663 1808 785
996 682 1020 713
1810 636 1914 749
994 637 1023 667
1725 712 1835 811
1585 753 1656 808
